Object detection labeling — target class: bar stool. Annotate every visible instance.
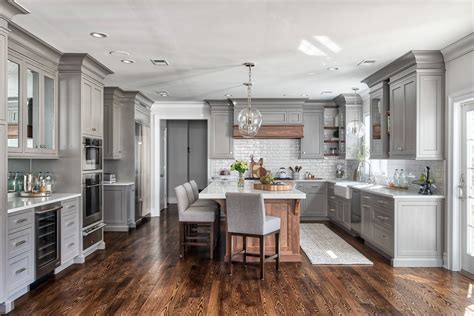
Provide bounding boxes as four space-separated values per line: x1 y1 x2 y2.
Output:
225 192 280 280
189 180 218 208
175 185 218 259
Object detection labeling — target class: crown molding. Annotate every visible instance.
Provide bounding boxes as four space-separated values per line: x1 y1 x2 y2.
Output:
441 33 474 63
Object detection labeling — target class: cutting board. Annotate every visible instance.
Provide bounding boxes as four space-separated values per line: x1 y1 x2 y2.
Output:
253 183 293 191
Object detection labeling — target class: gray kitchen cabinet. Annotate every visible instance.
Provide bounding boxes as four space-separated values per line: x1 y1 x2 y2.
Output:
370 81 390 159
297 182 327 220
334 94 363 160
327 183 337 220
363 51 445 160
300 108 324 158
208 101 234 159
82 78 104 138
295 183 306 215
104 183 135 232
232 98 305 126
59 198 80 269
104 88 122 160
361 195 372 240
7 34 60 158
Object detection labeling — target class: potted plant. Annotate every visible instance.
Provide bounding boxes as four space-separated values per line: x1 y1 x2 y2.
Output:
230 160 249 187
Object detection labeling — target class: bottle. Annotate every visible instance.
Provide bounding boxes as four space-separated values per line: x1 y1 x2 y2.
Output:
45 172 53 193
38 171 46 193
7 172 15 192
16 172 23 192
400 169 407 188
393 169 400 187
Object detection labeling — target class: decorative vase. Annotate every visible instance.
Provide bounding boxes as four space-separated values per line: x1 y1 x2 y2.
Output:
238 172 245 187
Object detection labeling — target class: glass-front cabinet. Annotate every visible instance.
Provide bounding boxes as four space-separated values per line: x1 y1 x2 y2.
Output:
7 53 58 158
369 81 390 159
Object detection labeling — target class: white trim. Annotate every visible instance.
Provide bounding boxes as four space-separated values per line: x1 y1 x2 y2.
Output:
151 102 211 213
392 258 444 268
441 33 474 63
446 88 474 271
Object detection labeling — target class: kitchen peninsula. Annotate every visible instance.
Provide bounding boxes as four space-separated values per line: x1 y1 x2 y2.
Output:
199 180 306 262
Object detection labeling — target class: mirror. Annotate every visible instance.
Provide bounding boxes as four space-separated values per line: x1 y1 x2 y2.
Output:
7 60 20 148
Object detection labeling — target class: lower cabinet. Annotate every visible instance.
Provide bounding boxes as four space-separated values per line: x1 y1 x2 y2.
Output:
6 209 35 299
60 198 81 266
104 183 135 231
335 198 350 230
297 182 327 220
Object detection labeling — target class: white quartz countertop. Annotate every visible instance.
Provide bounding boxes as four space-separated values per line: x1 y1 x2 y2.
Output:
354 185 445 199
200 180 306 200
8 193 82 214
103 182 135 186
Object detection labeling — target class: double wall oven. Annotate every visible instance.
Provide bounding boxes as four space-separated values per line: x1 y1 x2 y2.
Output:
82 137 105 249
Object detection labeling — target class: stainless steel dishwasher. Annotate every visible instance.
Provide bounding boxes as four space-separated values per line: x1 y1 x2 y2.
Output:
351 188 361 236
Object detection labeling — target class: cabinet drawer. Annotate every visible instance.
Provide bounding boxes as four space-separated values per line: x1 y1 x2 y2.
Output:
62 198 80 217
373 196 394 210
327 204 337 219
8 210 34 232
7 251 34 293
83 227 103 250
372 223 393 256
372 208 394 230
62 233 80 263
8 227 34 259
304 182 326 193
62 212 79 237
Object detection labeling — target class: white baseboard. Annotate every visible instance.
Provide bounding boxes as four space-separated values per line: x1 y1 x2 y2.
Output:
0 286 29 313
443 252 448 269
83 240 106 258
55 258 76 274
392 258 443 268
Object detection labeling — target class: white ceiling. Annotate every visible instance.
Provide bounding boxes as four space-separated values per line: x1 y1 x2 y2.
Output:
13 0 473 101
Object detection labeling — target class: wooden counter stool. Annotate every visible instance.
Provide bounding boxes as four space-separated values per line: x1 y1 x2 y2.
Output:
175 185 218 259
225 192 280 280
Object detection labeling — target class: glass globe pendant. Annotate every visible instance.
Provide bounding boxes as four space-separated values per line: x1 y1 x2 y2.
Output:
347 87 365 138
238 63 262 138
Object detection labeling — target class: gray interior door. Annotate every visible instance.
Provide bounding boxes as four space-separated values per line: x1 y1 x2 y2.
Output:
167 120 189 202
188 120 208 190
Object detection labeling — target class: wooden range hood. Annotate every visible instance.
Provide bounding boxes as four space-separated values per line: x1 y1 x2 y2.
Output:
233 124 304 139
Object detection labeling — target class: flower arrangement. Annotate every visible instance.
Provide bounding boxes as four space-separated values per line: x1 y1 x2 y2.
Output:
230 160 249 174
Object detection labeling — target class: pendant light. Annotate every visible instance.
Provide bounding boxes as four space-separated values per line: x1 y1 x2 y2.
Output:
237 62 262 138
347 87 365 138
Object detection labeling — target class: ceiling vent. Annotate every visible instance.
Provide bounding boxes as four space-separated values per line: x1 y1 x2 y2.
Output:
358 60 376 66
150 59 169 66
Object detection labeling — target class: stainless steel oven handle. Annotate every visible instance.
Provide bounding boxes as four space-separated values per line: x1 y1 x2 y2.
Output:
85 184 102 188
83 223 106 236
83 145 102 148
35 206 63 214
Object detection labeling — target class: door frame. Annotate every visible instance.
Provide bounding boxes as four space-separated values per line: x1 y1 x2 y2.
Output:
446 88 474 271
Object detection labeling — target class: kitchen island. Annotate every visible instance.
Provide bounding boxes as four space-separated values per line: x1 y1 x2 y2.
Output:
199 180 306 262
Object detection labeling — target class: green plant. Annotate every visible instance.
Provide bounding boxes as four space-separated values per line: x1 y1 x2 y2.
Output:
230 160 249 174
356 143 370 161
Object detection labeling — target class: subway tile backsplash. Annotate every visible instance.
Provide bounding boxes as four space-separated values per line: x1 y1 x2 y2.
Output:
210 139 347 179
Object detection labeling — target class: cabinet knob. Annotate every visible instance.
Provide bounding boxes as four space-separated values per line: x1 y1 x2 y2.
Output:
397 147 402 151
92 128 97 132
303 151 306 154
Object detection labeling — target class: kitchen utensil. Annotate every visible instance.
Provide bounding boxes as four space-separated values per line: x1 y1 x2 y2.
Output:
276 167 289 179
335 165 344 179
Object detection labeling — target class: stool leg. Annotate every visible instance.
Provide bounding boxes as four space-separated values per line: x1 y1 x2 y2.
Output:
275 232 280 271
243 236 247 267
260 236 265 280
179 223 184 258
209 223 214 260
228 233 233 275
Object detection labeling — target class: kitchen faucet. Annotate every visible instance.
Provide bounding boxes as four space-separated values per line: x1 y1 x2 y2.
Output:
356 160 375 184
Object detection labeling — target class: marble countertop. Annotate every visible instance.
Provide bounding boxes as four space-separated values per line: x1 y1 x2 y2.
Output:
8 193 82 214
353 185 445 199
103 182 135 186
200 180 306 200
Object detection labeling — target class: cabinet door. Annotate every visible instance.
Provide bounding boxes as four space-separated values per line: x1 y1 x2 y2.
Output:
336 199 344 222
390 75 416 158
305 192 326 217
210 110 234 159
82 79 92 135
91 84 103 137
260 110 287 125
342 200 351 228
7 59 21 152
24 66 41 152
361 203 372 240
112 103 121 157
41 74 57 155
301 110 323 158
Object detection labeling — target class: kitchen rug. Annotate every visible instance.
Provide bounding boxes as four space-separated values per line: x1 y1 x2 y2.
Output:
300 223 373 265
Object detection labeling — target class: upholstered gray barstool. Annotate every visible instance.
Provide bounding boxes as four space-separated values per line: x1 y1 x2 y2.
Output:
175 184 218 259
189 180 218 208
225 192 280 280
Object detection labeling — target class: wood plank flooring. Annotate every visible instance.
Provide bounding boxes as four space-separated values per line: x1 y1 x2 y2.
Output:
10 207 474 315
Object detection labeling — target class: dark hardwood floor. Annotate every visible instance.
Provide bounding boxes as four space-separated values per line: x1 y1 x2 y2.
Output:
10 206 473 315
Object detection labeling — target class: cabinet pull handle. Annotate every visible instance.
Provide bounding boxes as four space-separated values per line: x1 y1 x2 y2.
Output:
68 205 76 209
15 240 26 247
329 208 336 212
362 196 371 200
329 196 335 199
377 200 387 204
15 267 26 275
67 222 75 227
381 234 387 239
16 218 28 224
92 128 97 131
68 243 75 248
376 215 389 221
397 147 403 151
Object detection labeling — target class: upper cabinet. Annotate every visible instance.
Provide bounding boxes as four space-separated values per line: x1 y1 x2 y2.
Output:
232 98 304 126
334 94 363 160
362 51 445 160
82 78 104 138
207 100 234 159
301 104 324 158
103 88 122 160
7 24 61 159
370 81 390 159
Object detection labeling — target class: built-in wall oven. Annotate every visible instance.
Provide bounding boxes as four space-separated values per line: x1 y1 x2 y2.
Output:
35 203 62 280
83 173 102 227
83 137 102 171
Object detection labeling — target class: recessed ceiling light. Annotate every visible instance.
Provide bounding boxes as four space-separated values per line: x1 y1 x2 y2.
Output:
121 59 135 64
358 60 377 66
150 59 169 66
90 32 108 38
225 94 232 97
157 91 169 97
327 67 340 71
109 50 130 57
321 91 333 95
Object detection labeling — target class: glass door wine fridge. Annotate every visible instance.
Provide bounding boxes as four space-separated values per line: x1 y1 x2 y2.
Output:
35 203 62 279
